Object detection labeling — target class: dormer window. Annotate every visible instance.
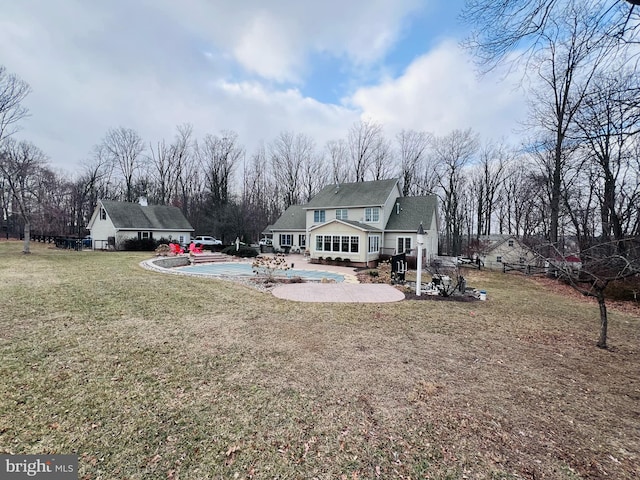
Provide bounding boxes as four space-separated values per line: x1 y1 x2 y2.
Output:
365 207 380 222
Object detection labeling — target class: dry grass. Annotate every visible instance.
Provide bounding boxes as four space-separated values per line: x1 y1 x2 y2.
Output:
0 240 639 479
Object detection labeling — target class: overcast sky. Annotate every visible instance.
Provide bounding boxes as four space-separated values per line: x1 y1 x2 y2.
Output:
0 0 528 174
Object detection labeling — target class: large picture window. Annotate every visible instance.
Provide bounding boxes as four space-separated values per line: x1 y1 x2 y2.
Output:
315 234 358 253
364 207 380 222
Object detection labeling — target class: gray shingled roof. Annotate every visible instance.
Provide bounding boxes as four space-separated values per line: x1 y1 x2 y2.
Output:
384 196 438 231
101 200 193 230
305 178 400 209
480 235 529 254
270 204 306 230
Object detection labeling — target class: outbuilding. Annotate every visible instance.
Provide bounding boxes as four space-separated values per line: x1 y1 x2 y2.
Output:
87 199 193 250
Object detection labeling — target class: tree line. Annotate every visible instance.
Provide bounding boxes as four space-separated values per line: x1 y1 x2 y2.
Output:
1 0 640 260
1 64 639 259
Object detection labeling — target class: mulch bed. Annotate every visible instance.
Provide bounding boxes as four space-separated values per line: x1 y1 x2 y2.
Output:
402 291 479 302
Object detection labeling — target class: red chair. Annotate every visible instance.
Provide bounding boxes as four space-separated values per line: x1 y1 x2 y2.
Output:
188 242 203 254
169 243 184 255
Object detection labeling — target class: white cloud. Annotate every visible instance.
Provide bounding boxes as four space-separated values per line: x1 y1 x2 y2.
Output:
149 0 426 81
231 11 302 82
0 1 528 175
348 40 528 144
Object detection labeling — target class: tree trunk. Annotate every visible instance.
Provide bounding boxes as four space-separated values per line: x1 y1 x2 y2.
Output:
596 291 608 349
22 220 31 254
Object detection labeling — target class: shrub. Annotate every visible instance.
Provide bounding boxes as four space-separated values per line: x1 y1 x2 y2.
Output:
221 245 258 258
605 277 640 301
252 254 290 281
155 244 172 256
376 260 392 284
122 238 157 251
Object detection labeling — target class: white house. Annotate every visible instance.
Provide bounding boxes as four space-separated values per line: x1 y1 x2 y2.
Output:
269 179 439 267
87 199 194 250
478 234 536 270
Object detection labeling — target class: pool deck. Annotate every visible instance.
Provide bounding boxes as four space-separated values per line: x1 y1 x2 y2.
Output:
143 253 405 303
270 255 405 303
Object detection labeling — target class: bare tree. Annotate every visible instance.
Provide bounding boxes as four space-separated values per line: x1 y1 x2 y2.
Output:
396 129 432 196
470 141 511 237
326 139 351 184
270 131 314 209
170 124 197 217
148 138 179 205
0 139 47 253
0 66 31 143
242 144 280 240
572 70 640 243
100 127 145 203
370 134 395 181
526 4 616 245
32 166 73 237
499 157 548 238
541 239 640 349
196 131 243 208
347 119 384 182
300 152 327 203
462 0 638 69
432 129 479 256
70 155 113 238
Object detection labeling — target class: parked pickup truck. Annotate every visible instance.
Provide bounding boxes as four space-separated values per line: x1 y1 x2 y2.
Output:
193 235 222 246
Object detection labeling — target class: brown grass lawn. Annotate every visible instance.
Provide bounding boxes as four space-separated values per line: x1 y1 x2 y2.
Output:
0 241 639 479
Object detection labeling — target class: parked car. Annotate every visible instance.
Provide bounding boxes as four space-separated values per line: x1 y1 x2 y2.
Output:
259 238 272 246
193 235 222 246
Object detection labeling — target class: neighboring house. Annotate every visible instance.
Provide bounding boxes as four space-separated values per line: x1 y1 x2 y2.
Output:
548 254 582 273
478 235 535 270
270 205 307 253
87 199 194 250
269 179 439 267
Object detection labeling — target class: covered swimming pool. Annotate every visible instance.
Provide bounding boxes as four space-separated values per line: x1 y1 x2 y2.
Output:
177 262 345 282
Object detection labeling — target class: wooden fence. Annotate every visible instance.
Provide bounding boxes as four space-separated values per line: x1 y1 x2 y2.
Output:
502 262 547 275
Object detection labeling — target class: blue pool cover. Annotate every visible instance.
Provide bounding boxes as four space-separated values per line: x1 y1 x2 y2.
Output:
178 263 345 282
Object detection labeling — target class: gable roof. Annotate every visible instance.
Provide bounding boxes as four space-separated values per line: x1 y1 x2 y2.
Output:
270 204 306 231
309 219 382 233
304 178 400 209
384 196 438 231
480 235 531 254
99 200 193 231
